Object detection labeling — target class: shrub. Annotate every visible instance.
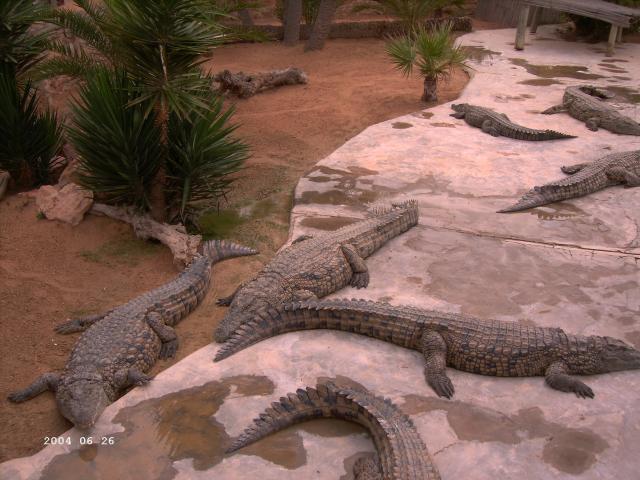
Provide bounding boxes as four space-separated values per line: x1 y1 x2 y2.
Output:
0 70 62 187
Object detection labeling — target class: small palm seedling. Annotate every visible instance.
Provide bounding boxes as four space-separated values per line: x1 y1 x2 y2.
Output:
386 22 469 102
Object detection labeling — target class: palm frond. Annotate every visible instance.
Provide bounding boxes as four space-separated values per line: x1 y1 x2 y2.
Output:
385 35 416 77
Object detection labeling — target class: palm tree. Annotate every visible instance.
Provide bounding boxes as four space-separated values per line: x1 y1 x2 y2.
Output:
40 0 233 221
386 22 469 102
353 0 463 32
283 0 302 45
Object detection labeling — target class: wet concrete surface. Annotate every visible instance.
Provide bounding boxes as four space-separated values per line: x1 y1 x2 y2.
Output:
3 25 640 480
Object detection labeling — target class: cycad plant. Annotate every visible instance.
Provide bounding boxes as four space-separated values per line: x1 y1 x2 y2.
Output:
353 0 463 32
0 71 63 187
41 0 248 223
386 22 469 102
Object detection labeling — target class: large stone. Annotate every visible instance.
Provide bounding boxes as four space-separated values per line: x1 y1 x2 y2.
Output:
35 183 93 226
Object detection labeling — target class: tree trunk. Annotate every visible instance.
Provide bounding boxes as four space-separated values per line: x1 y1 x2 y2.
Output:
90 203 202 269
421 76 438 102
237 9 254 27
149 103 169 222
0 170 10 201
214 68 308 97
305 0 337 51
283 0 302 46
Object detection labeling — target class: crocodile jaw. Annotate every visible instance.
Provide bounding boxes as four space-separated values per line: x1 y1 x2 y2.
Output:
56 380 110 430
598 338 640 373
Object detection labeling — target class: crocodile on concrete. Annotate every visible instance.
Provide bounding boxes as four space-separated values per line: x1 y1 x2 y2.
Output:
542 85 640 135
227 380 441 480
213 200 419 342
7 240 257 430
450 103 576 140
498 149 640 212
215 299 640 400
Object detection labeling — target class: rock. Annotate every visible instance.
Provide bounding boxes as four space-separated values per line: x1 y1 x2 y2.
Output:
35 183 93 226
57 157 80 187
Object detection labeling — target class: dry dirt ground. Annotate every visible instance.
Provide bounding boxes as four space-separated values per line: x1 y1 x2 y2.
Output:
0 36 469 462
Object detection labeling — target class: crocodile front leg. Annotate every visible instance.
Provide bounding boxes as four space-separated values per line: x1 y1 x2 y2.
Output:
353 455 383 480
341 244 370 288
450 111 465 119
54 311 112 334
7 373 60 402
545 361 594 398
291 234 313 244
114 368 152 390
585 117 600 131
561 162 591 175
606 166 640 187
422 330 454 399
146 311 178 359
481 119 500 137
541 104 567 115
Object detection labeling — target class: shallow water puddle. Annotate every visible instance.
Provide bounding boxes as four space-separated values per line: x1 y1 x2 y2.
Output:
392 122 413 129
299 166 383 206
463 46 501 62
509 59 605 80
300 216 360 231
402 396 609 475
40 376 275 480
518 78 564 86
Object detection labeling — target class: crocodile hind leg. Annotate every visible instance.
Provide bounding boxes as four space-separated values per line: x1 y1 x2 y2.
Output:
481 120 500 137
353 455 383 480
561 162 591 175
341 244 370 288
217 282 246 306
54 311 111 334
606 167 640 188
422 330 455 399
146 312 179 359
114 368 152 389
7 373 60 402
545 361 594 398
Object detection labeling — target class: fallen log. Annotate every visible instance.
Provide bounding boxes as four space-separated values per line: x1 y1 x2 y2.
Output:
214 67 308 98
90 203 202 269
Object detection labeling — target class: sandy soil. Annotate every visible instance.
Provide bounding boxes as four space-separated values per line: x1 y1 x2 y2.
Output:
0 36 469 462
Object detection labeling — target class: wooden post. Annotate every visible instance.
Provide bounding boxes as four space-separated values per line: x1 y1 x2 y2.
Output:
515 5 530 51
616 27 623 43
607 24 618 57
529 7 542 33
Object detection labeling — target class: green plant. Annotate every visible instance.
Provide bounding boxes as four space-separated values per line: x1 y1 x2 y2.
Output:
68 69 162 210
0 0 52 77
167 98 248 223
386 22 469 101
353 0 462 31
0 70 62 187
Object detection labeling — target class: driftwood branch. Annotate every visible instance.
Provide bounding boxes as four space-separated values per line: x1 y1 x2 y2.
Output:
0 170 10 201
90 203 202 269
214 67 308 98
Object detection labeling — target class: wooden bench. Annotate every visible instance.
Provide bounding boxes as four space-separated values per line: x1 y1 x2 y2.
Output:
514 0 640 56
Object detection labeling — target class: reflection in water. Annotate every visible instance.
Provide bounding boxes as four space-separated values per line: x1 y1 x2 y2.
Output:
530 203 588 221
509 58 605 80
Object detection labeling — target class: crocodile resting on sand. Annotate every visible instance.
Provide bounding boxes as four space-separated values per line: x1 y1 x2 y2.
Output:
8 240 257 429
215 299 640 399
214 200 419 342
542 86 640 136
498 149 640 212
450 103 575 140
228 381 441 480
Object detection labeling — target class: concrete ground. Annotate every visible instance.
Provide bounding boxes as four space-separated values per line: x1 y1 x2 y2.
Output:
2 25 639 480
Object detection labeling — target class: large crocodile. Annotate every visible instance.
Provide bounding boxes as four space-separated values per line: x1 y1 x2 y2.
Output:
542 85 640 135
7 240 257 429
498 149 640 212
227 381 441 480
214 200 419 342
215 299 640 399
450 103 575 140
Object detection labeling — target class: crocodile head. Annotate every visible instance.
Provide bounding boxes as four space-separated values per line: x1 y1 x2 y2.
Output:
613 116 640 136
56 376 110 430
595 337 640 373
450 103 468 113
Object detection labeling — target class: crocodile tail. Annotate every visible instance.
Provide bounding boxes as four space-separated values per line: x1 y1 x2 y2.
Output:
497 188 550 213
226 381 441 479
365 198 418 218
201 240 258 264
540 129 576 140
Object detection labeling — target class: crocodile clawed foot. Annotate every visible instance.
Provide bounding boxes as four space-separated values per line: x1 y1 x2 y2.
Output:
572 381 594 399
216 296 233 306
54 319 83 334
350 272 370 289
427 374 455 399
133 373 152 386
7 391 28 403
159 340 179 359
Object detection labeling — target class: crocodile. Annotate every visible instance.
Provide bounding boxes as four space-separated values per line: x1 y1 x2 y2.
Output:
213 200 419 342
215 299 640 399
7 240 257 429
227 381 441 480
450 103 576 140
498 149 640 212
542 85 640 135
